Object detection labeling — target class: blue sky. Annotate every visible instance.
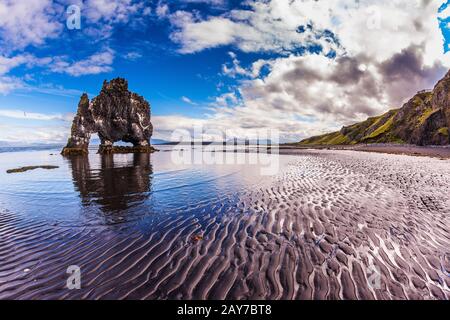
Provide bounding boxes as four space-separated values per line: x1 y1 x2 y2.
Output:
1 0 450 144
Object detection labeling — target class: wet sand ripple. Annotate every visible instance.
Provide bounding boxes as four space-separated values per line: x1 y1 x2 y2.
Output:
0 150 449 300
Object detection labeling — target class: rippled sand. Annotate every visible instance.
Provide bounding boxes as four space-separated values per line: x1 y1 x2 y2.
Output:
0 150 449 300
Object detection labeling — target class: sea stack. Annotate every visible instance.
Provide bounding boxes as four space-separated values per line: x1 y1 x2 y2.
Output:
62 78 155 155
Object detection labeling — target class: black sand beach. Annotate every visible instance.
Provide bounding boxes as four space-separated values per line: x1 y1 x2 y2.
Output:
280 144 450 159
0 148 448 299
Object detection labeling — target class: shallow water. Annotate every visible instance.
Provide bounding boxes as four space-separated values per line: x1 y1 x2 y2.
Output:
0 146 282 226
0 147 449 299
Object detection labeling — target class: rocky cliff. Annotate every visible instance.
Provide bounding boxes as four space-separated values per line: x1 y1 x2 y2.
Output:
62 78 155 155
298 70 450 146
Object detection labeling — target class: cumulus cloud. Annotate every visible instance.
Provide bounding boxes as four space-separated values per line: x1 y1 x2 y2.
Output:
222 52 250 78
180 0 226 4
0 0 151 51
50 49 115 76
0 52 89 95
379 45 446 106
0 49 114 93
169 0 342 54
0 108 75 144
0 76 24 95
0 53 52 75
0 123 69 144
170 0 447 63
0 109 73 121
156 2 170 18
0 55 29 76
0 0 62 51
1 0 450 143
163 0 450 141
0 48 112 97
82 0 148 24
0 0 148 96
0 108 73 144
171 16 243 53
0 54 27 94
23 83 85 98
124 51 143 61
0 48 113 90
181 96 198 105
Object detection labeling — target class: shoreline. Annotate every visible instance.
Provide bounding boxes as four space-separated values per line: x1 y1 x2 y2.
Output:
279 144 450 159
2 143 450 160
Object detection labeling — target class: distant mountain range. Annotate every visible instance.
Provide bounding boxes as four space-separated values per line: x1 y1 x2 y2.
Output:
0 143 64 153
0 138 272 149
297 70 450 146
0 141 63 148
152 139 274 145
151 138 173 145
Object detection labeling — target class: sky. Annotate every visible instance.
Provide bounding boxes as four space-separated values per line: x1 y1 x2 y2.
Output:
1 0 450 144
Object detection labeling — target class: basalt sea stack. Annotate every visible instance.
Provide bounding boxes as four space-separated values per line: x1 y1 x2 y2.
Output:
62 78 155 155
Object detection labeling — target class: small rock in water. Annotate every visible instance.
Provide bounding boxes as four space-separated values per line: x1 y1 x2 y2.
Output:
191 235 204 242
7 165 59 174
23 268 31 273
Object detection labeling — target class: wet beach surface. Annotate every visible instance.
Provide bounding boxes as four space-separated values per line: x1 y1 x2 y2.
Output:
0 147 449 299
280 144 450 159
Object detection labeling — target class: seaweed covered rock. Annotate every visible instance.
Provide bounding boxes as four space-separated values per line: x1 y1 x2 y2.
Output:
62 78 155 155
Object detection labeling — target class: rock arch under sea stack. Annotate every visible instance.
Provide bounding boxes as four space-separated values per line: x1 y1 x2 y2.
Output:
61 78 156 155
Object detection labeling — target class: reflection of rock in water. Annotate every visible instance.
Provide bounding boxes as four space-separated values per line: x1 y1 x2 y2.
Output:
68 153 153 213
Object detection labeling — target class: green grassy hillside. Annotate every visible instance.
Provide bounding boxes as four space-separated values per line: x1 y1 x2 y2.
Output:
296 72 450 146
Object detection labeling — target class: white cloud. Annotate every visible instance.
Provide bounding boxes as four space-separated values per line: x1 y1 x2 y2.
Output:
0 0 149 55
124 51 143 61
171 16 243 53
206 47 445 141
170 0 448 66
156 2 170 18
222 51 249 78
0 0 62 50
180 0 226 4
1 0 449 143
0 108 74 144
0 55 28 75
0 53 52 76
181 96 198 105
0 108 73 144
211 92 238 108
0 49 114 94
165 0 450 141
169 0 341 54
50 49 115 76
63 0 150 41
0 109 72 121
0 48 113 95
152 107 324 142
0 55 28 95
0 0 151 52
0 76 24 95
83 0 147 23
0 123 69 144
22 83 85 98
